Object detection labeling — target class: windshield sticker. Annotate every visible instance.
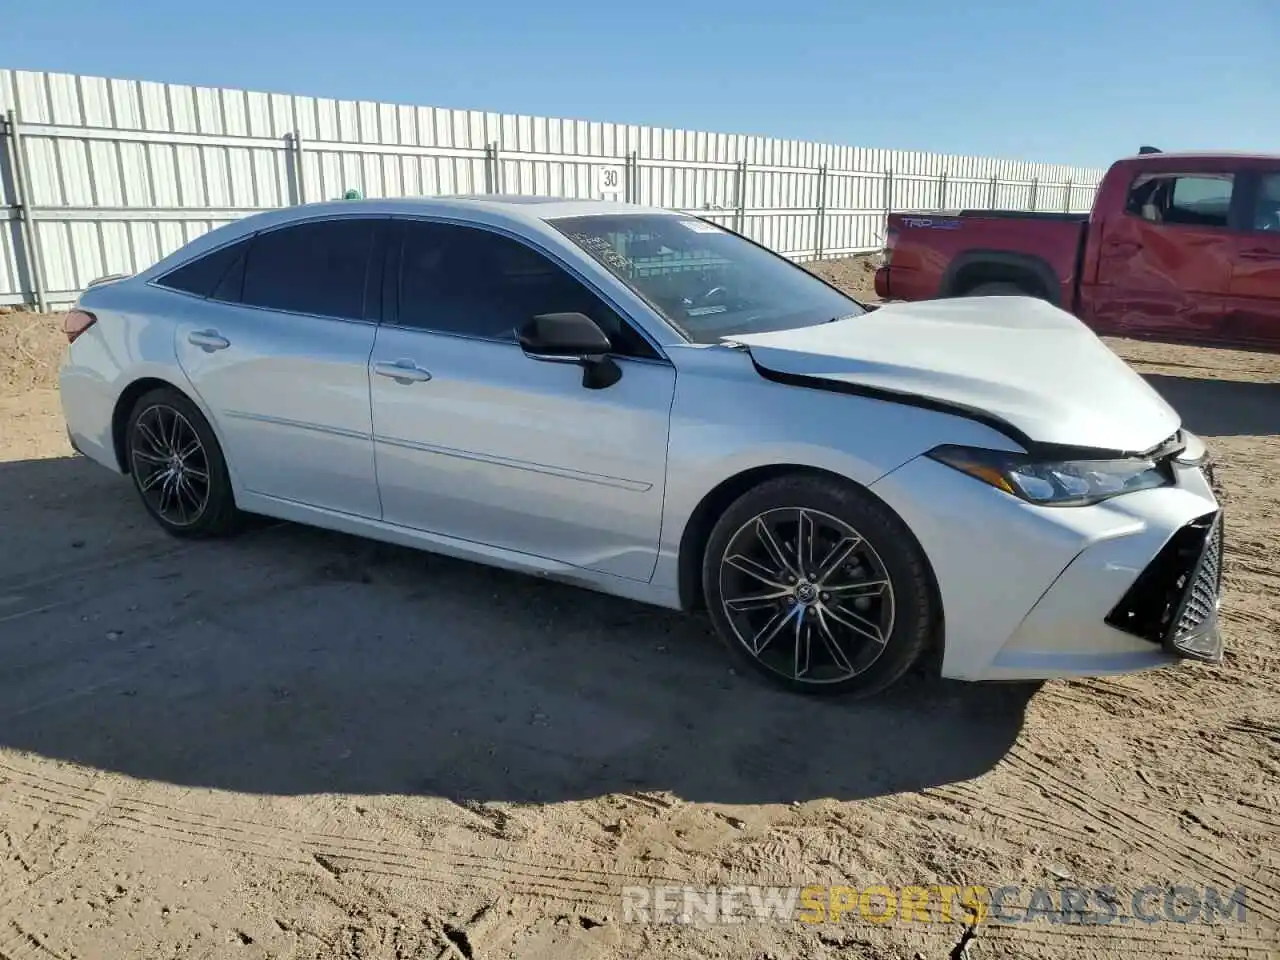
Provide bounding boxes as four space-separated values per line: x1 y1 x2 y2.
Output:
568 232 631 272
679 219 725 234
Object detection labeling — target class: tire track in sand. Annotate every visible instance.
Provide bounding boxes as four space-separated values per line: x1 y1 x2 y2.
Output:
0 758 672 913
1002 747 1280 928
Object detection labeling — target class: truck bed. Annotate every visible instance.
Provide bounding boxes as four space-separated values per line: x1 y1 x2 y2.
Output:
877 210 1089 308
955 210 1087 222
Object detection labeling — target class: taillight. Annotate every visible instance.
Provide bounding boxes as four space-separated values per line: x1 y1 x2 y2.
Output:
64 309 97 344
883 228 899 266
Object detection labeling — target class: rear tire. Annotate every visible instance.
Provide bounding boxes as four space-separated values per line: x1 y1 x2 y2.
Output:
125 386 241 538
702 474 937 697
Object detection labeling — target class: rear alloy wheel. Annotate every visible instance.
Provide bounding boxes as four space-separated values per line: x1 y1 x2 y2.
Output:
703 475 936 696
126 387 241 538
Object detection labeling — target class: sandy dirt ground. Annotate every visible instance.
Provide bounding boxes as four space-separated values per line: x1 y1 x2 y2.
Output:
1 264 1278 959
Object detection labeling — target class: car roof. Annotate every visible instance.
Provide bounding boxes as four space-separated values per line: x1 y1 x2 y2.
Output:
300 194 672 223
134 195 687 282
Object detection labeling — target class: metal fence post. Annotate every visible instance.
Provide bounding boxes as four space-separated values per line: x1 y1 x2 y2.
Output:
484 142 503 195
1029 178 1038 212
3 109 46 312
288 131 306 205
734 159 748 234
988 175 998 209
937 171 948 210
624 151 637 203
814 163 828 260
1064 179 1073 213
884 169 894 216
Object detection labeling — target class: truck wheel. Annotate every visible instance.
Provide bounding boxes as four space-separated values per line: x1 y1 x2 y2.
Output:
966 281 1036 298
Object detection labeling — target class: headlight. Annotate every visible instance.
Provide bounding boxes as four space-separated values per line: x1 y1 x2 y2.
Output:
927 444 1173 506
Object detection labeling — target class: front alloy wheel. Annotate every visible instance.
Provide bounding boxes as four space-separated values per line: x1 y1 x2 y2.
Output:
719 507 896 685
702 475 936 696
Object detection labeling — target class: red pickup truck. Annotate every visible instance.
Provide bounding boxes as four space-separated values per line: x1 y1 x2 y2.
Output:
874 149 1280 350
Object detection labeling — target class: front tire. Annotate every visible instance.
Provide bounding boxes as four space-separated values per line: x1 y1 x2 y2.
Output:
125 386 241 538
702 474 937 697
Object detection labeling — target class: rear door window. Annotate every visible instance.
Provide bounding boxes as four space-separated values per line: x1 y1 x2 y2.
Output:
240 219 376 320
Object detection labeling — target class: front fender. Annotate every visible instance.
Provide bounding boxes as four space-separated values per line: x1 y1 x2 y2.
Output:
651 346 1023 597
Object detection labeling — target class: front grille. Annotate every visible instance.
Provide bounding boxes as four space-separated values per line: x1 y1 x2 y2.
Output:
1106 511 1223 655
1173 513 1222 640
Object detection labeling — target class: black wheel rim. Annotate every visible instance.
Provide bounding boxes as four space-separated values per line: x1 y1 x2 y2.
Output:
718 507 896 685
130 404 211 527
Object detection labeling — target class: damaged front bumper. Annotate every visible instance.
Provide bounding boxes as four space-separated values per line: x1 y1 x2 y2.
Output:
1106 508 1224 664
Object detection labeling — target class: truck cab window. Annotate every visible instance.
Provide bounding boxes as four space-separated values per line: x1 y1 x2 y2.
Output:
1125 174 1233 229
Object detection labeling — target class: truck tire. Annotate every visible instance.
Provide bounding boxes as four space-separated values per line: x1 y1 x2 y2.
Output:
965 281 1035 297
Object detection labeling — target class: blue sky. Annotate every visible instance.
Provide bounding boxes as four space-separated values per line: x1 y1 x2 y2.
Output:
2 0 1275 170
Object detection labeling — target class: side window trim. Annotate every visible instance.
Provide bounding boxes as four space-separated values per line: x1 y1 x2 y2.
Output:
1122 171 1237 232
384 214 670 363
361 219 392 323
210 244 248 304
383 218 404 329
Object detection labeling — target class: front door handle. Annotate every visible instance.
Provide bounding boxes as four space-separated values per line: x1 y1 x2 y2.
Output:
187 329 230 352
373 359 433 384
1240 248 1280 261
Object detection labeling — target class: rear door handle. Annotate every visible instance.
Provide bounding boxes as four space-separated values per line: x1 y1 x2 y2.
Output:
373 359 432 383
187 329 230 351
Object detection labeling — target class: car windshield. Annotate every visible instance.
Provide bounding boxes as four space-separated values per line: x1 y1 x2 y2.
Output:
548 214 864 343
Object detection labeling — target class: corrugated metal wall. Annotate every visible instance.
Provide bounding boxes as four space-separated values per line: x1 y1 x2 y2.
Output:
0 68 1105 308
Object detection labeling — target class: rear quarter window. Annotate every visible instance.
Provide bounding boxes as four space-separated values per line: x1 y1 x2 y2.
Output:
155 239 251 298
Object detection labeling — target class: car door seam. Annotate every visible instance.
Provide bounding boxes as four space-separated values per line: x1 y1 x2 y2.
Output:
371 434 652 492
223 410 372 441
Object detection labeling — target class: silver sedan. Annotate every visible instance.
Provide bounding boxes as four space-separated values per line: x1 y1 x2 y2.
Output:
58 197 1224 696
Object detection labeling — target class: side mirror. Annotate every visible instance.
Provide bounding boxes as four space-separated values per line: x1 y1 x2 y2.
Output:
518 312 612 358
517 312 623 390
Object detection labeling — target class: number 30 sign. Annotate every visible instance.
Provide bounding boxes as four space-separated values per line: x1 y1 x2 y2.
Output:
594 164 625 198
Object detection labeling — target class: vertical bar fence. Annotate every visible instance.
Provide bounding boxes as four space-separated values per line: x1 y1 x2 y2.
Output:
0 70 1103 309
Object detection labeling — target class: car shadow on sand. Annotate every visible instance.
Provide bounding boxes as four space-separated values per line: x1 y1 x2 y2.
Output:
1143 373 1280 438
0 454 1039 806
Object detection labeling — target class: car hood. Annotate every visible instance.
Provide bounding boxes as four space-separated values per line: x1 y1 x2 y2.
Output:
729 296 1181 455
